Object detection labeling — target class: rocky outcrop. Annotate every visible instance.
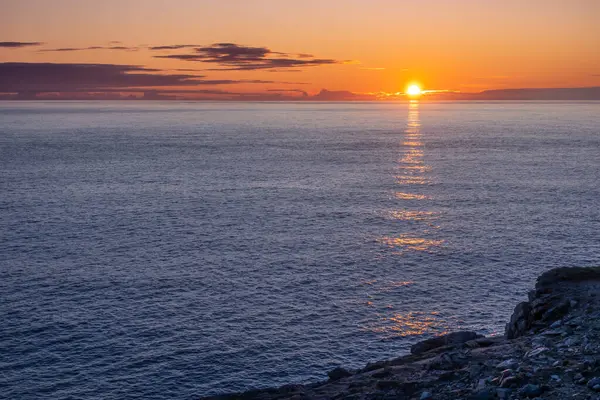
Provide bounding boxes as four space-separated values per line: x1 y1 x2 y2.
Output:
506 267 600 339
201 266 600 400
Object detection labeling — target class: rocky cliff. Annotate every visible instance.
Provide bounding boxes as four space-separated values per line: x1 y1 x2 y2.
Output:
202 267 600 400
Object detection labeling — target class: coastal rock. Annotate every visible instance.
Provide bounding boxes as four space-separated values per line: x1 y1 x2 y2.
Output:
587 377 600 391
426 352 469 370
200 267 600 400
535 266 600 287
411 331 483 355
506 301 532 339
506 267 600 339
327 366 352 381
519 383 543 397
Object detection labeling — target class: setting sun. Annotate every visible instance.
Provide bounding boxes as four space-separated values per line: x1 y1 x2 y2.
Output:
406 84 422 97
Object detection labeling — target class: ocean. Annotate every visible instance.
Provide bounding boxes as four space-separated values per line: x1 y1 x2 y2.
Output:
1 101 599 399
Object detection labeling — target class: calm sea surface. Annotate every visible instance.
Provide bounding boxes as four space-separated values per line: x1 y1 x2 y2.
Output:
1 101 599 399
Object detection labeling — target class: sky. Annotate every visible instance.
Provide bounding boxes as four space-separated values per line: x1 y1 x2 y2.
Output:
1 0 599 100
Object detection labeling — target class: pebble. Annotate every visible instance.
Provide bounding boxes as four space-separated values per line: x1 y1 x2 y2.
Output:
542 329 564 336
469 388 494 400
588 377 600 391
550 320 563 328
519 383 542 397
500 376 519 388
496 388 512 399
566 317 583 327
469 364 484 378
526 347 549 358
561 335 581 346
420 391 433 400
500 369 513 380
550 374 561 382
570 299 578 308
496 359 519 370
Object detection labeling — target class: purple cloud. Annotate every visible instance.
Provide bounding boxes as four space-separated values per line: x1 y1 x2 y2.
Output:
0 41 43 48
149 44 201 50
40 45 139 52
154 43 341 70
0 62 293 94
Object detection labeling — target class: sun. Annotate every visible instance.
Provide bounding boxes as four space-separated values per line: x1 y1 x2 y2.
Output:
406 84 422 97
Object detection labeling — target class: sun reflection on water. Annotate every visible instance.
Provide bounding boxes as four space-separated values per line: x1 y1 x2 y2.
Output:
380 280 415 291
395 192 429 200
378 235 444 252
368 100 447 338
401 165 431 172
378 100 443 253
367 311 450 339
395 174 430 185
388 210 439 221
399 149 424 165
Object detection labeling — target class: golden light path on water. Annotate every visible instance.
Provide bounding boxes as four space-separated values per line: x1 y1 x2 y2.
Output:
395 192 429 200
378 100 443 255
367 100 448 339
369 312 449 338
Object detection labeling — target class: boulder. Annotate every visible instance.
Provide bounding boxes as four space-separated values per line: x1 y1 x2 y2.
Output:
518 383 542 398
327 367 352 381
506 267 600 339
506 302 532 339
411 331 484 355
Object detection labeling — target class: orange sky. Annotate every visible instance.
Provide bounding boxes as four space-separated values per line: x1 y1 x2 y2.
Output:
1 0 599 97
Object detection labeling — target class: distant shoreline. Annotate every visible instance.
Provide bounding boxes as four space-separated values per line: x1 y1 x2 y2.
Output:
2 87 600 102
2 98 600 103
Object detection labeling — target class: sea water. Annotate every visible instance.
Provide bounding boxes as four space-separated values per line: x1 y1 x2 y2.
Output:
1 101 599 398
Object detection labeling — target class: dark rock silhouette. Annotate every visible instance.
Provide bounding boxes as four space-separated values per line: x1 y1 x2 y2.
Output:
411 331 484 355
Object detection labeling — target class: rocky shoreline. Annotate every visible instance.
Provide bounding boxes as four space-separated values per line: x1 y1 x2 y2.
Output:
202 267 600 400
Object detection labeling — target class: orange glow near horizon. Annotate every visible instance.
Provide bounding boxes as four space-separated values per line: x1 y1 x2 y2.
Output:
1 0 599 99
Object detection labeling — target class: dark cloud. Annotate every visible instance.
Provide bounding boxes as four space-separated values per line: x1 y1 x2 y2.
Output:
173 68 205 72
0 62 289 94
157 54 204 60
154 43 341 70
149 44 201 50
267 89 308 97
0 63 189 92
40 45 139 52
0 41 43 48
266 69 303 73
